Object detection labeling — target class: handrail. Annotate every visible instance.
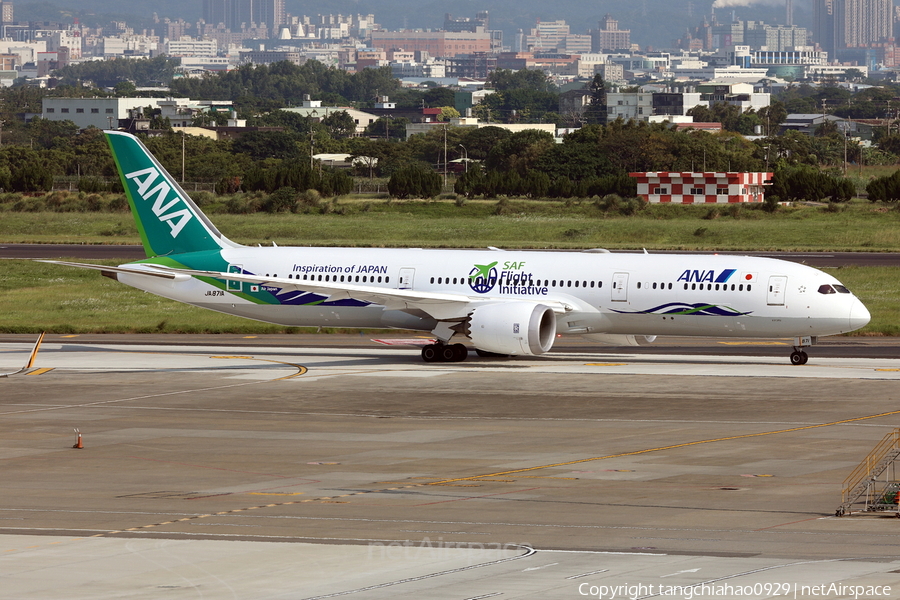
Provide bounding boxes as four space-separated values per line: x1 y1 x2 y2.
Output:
841 429 900 505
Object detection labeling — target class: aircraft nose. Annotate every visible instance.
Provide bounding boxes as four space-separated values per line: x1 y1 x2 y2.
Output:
849 298 871 331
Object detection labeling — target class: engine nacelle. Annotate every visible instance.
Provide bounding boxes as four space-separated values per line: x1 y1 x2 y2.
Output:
467 302 557 356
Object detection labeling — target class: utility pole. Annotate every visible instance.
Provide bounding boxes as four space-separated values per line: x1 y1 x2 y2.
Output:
181 130 186 183
443 124 448 189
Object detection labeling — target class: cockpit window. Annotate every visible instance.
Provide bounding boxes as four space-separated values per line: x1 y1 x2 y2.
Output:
818 284 836 294
833 284 851 294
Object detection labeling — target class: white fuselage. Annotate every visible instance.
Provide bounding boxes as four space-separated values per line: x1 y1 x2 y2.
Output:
118 248 870 341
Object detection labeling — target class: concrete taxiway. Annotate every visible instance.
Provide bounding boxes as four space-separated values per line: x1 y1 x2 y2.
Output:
1 335 899 599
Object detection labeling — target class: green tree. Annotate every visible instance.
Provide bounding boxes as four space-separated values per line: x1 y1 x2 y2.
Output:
582 74 607 125
321 110 357 138
388 164 442 199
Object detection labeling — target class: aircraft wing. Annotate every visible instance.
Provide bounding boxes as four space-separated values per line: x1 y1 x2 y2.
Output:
152 266 574 320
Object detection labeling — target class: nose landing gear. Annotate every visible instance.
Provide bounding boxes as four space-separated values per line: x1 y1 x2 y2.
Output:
789 335 815 365
790 350 809 365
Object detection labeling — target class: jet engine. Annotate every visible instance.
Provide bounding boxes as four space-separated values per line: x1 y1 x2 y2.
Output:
466 302 556 356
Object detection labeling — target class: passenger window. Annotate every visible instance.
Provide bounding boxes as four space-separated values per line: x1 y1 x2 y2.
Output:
684 283 688 290
667 283 672 290
598 281 603 288
340 275 345 282
636 282 641 289
385 276 389 283
652 282 657 290
590 281 595 288
567 280 572 287
356 276 359 282
575 281 580 288
378 276 382 283
747 285 752 291
818 284 836 294
430 277 434 283
715 284 719 291
691 283 696 290
552 280 556 286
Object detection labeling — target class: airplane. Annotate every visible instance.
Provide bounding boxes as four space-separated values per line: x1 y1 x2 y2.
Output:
44 131 871 365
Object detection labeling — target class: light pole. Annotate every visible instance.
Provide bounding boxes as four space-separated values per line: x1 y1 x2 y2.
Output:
458 144 468 173
443 124 448 189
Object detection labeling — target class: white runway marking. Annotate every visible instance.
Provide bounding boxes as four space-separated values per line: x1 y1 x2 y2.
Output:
1 343 898 380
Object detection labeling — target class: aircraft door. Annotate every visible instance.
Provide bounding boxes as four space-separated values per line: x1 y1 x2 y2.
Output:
227 264 243 292
767 275 787 306
611 272 629 302
398 267 415 290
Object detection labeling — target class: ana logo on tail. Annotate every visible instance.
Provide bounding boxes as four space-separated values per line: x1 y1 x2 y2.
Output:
124 167 194 238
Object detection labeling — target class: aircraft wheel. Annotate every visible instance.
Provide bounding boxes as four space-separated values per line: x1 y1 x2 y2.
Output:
440 345 458 362
790 351 804 366
451 343 468 362
422 344 440 363
800 351 809 365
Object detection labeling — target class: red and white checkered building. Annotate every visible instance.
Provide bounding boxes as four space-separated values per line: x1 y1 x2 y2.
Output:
629 172 772 204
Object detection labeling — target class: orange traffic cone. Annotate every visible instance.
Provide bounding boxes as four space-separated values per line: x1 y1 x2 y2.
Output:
73 429 83 449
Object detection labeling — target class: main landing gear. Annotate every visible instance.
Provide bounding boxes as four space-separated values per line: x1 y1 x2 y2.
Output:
421 343 468 363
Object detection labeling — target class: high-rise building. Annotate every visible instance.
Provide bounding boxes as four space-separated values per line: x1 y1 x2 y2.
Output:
591 14 630 52
202 0 285 31
0 1 13 24
815 0 892 58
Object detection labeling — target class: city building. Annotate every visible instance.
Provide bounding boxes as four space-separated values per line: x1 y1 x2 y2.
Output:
405 116 555 140
448 52 497 78
165 38 217 56
41 97 166 130
370 29 491 58
281 96 378 135
202 0 286 32
239 49 303 65
629 172 772 204
592 14 630 52
815 0 893 59
697 82 770 113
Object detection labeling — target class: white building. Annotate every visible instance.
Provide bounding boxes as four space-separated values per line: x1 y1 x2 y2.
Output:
606 91 653 121
98 35 159 58
41 97 165 129
670 64 770 82
177 56 232 72
0 40 47 66
281 97 379 135
165 38 217 57
42 31 82 60
405 117 555 140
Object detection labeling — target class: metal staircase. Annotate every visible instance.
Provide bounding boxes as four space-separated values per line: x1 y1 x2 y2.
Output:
837 428 900 516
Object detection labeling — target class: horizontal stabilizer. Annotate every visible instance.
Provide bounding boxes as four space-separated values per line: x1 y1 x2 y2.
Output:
37 260 190 280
